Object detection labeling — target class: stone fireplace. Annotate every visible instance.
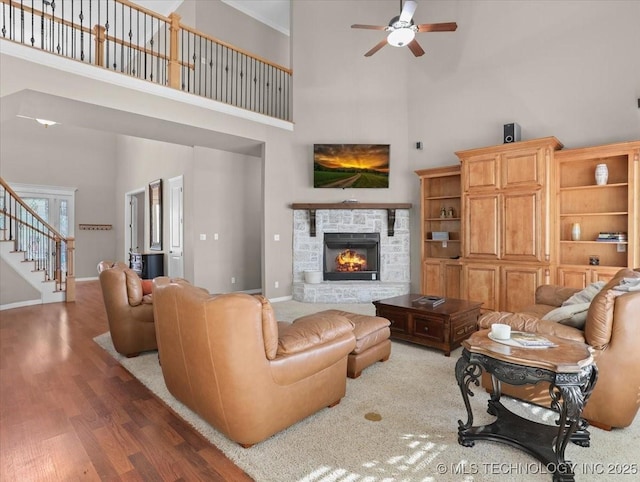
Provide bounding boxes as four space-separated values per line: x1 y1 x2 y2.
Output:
291 203 411 303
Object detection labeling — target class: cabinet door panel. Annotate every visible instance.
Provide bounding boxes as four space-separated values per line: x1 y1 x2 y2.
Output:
465 194 499 259
422 260 444 296
592 267 621 284
444 263 462 298
502 150 543 188
557 267 590 289
465 155 498 191
503 191 541 261
501 265 545 313
464 264 499 311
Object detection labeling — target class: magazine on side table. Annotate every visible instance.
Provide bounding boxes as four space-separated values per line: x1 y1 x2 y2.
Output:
488 331 557 349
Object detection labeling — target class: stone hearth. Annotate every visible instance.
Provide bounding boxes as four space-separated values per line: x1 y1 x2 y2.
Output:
292 206 411 303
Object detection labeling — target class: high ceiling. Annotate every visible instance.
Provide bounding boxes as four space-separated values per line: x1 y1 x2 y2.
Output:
222 0 290 36
133 1 291 36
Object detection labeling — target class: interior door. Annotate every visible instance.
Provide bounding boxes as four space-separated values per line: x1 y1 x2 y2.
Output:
168 175 184 278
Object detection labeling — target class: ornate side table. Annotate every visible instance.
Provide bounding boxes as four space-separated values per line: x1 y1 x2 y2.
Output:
455 330 598 482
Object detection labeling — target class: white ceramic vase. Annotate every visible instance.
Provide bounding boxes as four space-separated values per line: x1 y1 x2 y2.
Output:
595 163 608 185
571 223 581 241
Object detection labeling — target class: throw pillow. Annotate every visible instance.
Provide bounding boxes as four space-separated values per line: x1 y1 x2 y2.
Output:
141 279 153 295
541 302 591 329
561 281 605 306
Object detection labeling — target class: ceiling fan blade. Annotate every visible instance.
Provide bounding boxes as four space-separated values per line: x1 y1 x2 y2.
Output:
407 39 425 57
399 0 417 23
364 38 388 57
417 22 458 32
351 24 387 31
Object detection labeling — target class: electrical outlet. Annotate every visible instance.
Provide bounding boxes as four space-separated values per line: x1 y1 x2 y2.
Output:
231 277 236 284
214 233 219 240
274 281 279 288
274 234 280 241
199 233 206 241
617 243 626 252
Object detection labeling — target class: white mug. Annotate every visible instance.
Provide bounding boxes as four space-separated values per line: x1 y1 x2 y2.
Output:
491 323 511 340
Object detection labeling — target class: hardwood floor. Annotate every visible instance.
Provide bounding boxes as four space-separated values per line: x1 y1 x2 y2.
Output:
0 280 253 481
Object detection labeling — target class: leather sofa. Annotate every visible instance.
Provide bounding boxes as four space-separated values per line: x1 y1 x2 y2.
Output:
478 268 640 430
98 261 157 357
152 277 357 447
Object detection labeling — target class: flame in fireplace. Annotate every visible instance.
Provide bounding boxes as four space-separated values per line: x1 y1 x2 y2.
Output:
335 249 367 272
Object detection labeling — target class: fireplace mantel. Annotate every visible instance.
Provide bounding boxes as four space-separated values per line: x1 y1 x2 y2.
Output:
290 203 412 237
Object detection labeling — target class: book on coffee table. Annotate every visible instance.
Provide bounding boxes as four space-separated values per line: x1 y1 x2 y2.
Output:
510 332 556 347
412 295 445 307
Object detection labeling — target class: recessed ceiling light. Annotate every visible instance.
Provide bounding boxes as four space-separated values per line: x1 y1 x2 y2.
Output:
35 118 57 127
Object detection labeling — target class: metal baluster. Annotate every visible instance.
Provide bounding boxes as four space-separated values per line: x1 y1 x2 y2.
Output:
128 4 132 75
25 0 29 46
119 1 123 71
80 0 84 61
2 1 6 39
113 0 117 70
88 0 91 63
192 34 197 93
71 0 74 57
105 0 110 70
203 38 208 98
214 42 219 100
143 12 147 80
180 26 184 89
225 46 229 104
135 8 140 78
149 15 155 82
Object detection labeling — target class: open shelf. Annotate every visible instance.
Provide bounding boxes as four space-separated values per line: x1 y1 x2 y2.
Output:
555 141 639 272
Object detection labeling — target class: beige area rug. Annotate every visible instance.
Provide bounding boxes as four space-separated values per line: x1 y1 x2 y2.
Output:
94 300 640 482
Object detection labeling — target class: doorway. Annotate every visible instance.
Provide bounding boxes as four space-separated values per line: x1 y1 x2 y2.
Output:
125 189 145 263
168 175 184 278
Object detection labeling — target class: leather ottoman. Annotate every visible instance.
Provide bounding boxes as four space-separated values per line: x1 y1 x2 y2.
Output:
319 310 391 378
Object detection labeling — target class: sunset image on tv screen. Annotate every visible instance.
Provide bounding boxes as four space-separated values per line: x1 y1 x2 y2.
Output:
313 144 390 188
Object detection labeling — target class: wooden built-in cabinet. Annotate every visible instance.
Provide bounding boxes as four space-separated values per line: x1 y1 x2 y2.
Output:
456 137 561 312
415 166 462 296
554 141 639 288
417 138 638 312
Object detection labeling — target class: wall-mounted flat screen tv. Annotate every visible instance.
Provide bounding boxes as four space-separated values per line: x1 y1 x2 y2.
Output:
313 144 390 188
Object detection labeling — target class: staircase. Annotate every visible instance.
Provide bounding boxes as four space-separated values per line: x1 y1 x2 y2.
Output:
1 177 75 305
0 241 65 304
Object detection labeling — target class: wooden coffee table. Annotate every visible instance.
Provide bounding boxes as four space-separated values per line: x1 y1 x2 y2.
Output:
373 294 482 356
456 330 597 481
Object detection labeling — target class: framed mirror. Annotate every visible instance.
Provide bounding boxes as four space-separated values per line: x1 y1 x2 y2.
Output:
149 179 162 251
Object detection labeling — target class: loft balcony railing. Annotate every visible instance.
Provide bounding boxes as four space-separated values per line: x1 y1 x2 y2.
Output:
0 177 76 302
0 0 292 122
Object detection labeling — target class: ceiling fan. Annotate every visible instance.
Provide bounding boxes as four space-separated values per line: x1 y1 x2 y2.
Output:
351 0 457 57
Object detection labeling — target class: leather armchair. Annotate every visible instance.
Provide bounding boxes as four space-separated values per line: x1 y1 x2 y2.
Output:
478 268 640 429
98 261 157 357
152 277 357 447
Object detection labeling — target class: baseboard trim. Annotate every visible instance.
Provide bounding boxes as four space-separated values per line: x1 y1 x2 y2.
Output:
269 295 293 303
0 299 41 311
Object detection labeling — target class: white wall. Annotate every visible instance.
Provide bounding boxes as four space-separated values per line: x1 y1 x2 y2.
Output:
192 147 261 293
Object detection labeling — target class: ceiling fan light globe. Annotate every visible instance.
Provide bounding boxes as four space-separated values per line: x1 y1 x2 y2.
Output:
387 28 415 47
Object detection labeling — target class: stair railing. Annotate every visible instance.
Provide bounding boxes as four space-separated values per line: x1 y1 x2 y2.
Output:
0 177 75 302
0 0 292 121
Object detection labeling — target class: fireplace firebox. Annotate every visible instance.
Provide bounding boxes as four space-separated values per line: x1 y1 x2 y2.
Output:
323 232 380 281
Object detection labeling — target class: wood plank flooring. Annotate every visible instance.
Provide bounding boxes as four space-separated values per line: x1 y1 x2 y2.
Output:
0 280 253 481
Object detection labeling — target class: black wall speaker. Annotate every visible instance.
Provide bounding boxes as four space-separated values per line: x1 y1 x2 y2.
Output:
503 123 521 143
